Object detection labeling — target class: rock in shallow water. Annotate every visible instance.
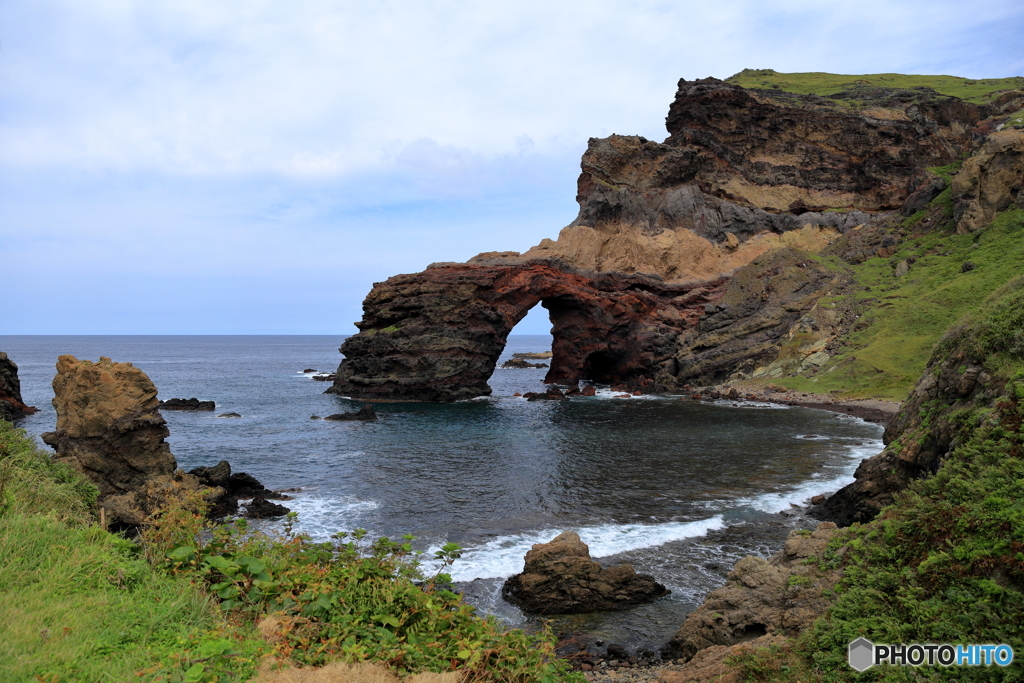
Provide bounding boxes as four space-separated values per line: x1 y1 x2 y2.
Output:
324 406 378 421
502 531 669 614
160 397 215 411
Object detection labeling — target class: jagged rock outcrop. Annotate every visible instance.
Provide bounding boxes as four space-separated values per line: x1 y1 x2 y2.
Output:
0 352 37 421
501 531 668 614
667 248 853 385
188 459 291 518
332 77 999 401
40 355 211 528
664 522 841 662
952 129 1024 232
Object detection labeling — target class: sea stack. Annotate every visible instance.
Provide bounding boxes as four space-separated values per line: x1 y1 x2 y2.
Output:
0 352 38 421
41 355 217 529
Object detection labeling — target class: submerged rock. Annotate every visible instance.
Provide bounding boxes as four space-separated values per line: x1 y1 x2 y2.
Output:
324 405 378 421
502 531 669 614
0 352 37 421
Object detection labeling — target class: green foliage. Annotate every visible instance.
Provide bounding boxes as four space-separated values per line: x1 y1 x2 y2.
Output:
782 208 1024 400
0 511 264 683
156 511 583 682
0 421 97 523
725 69 1024 105
794 373 1024 681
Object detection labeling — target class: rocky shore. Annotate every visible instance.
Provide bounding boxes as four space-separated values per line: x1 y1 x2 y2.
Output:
693 382 901 424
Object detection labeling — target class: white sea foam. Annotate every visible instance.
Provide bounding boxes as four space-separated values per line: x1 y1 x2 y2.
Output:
732 439 884 513
426 516 726 581
287 494 379 538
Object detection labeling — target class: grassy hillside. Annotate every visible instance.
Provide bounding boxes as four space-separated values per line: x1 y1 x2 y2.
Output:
730 278 1024 682
726 68 1024 105
779 202 1024 400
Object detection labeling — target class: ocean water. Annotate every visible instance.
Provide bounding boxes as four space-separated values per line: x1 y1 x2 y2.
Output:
1 335 883 652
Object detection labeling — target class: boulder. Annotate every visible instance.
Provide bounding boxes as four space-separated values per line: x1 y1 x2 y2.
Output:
245 496 290 519
324 405 378 421
217 412 241 418
41 355 218 529
160 398 215 411
664 523 842 662
501 531 669 614
0 352 38 422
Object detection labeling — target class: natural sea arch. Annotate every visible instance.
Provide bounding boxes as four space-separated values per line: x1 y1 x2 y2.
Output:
328 261 726 402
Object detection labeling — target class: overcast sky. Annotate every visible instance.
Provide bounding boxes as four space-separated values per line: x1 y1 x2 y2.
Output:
3 1 1023 336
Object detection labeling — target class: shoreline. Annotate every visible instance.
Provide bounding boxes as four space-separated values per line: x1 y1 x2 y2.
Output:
688 382 901 425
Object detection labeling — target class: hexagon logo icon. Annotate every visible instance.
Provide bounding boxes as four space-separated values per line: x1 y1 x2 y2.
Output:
848 637 875 671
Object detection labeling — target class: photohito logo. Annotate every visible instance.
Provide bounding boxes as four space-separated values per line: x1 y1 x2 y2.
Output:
848 638 1014 671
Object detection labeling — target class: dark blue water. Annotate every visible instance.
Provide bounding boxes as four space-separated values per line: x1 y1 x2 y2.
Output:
0 335 883 651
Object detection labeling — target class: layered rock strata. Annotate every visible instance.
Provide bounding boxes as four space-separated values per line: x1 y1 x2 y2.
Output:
0 352 37 421
330 263 726 401
333 77 993 401
502 531 668 614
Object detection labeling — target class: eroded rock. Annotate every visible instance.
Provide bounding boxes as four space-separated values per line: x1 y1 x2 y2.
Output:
0 352 37 421
41 356 215 529
160 397 215 411
952 129 1024 233
501 531 669 614
664 522 841 662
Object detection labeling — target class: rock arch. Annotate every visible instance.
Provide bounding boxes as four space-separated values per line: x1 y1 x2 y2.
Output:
327 260 727 402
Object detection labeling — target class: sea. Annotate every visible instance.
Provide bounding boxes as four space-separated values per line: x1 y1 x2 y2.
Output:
0 335 883 654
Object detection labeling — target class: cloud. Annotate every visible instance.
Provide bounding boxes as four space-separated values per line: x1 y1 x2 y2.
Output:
1 0 1021 333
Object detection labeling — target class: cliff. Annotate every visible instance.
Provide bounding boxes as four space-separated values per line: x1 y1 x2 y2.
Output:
331 73 1023 402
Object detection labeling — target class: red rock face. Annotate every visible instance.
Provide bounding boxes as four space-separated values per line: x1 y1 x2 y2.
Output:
331 78 996 402
329 262 727 402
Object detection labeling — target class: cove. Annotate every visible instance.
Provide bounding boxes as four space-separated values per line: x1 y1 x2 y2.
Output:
3 334 883 652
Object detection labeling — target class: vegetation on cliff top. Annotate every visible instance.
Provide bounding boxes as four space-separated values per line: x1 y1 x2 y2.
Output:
0 422 582 682
726 69 1024 105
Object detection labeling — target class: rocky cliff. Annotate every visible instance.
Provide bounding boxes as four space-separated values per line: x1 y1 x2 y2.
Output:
332 75 1013 401
0 352 38 421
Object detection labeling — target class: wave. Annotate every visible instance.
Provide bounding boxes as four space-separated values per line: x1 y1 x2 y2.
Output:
730 438 884 514
426 516 726 581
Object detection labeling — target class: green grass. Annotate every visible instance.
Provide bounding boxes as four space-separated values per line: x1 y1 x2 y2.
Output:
726 69 1024 105
725 281 1024 682
0 422 584 682
781 208 1024 400
0 424 264 682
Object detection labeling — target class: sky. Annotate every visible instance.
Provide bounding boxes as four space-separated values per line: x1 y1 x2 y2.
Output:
2 1 1023 336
